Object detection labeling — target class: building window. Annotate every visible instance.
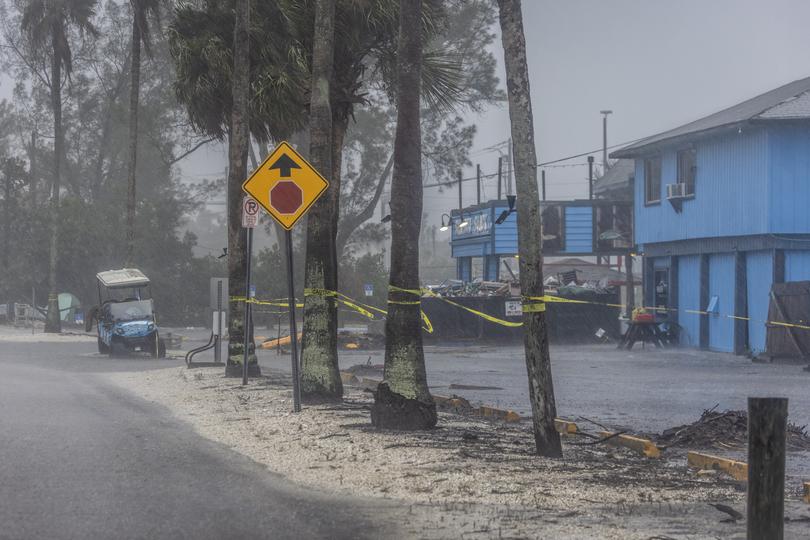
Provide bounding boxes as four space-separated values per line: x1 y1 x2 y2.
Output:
677 148 696 196
644 157 661 204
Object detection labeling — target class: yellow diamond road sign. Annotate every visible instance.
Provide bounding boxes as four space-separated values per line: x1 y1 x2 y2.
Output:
242 141 329 230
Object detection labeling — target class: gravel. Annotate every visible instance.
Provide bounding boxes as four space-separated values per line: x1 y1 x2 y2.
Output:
105 366 810 539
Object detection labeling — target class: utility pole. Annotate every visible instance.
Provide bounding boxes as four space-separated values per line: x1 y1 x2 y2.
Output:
457 170 463 212
600 110 612 171
588 155 594 200
506 138 513 196
541 169 546 201
476 164 481 205
498 156 503 201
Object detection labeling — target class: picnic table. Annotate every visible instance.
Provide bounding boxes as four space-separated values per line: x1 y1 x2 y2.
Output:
618 319 668 350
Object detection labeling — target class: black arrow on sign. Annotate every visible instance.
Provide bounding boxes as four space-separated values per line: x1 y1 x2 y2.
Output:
269 153 300 178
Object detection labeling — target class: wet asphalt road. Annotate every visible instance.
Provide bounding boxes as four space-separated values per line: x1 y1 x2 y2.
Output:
0 340 400 540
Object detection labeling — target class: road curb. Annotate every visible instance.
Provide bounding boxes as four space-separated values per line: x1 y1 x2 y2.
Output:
687 451 748 482
599 432 662 458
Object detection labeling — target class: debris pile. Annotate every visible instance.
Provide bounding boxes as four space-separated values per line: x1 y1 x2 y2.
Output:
656 406 810 451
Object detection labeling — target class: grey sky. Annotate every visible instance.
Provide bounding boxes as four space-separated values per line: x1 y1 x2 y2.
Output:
3 0 810 216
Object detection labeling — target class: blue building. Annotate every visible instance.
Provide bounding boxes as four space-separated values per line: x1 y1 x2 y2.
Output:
449 199 632 282
612 77 810 355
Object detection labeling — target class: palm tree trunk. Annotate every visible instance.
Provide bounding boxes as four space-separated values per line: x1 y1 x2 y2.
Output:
125 16 141 266
372 0 436 431
44 39 62 334
300 0 343 402
497 0 561 457
225 0 259 377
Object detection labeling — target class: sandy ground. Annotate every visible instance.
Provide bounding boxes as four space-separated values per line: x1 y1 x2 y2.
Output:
0 324 94 342
106 367 810 539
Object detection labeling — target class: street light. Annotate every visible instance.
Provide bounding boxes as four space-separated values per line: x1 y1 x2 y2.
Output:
458 212 469 228
495 195 517 225
439 213 452 231
600 110 613 170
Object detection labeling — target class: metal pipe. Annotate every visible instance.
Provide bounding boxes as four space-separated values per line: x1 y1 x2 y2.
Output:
242 227 253 385
588 156 594 200
286 230 301 412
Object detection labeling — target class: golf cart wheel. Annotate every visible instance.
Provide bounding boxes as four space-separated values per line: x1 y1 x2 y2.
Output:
109 340 126 358
97 336 109 354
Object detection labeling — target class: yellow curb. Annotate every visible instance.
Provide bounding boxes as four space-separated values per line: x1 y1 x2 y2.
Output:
478 405 521 423
802 481 810 504
687 451 748 482
339 371 359 384
599 432 662 458
555 419 578 435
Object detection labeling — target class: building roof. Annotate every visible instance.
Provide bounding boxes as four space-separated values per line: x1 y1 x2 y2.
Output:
612 76 810 158
96 268 150 288
593 159 634 197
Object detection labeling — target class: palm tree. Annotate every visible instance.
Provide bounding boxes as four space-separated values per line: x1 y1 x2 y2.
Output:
496 0 562 457
168 0 460 382
286 0 456 405
224 0 260 377
125 0 162 265
299 0 343 402
22 0 98 333
370 0 436 430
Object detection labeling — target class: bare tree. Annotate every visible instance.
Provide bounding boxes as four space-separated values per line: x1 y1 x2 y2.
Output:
496 0 562 457
371 0 436 430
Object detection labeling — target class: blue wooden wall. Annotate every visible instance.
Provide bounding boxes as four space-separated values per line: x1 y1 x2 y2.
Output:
746 250 772 354
493 209 518 254
563 206 593 253
708 253 735 352
677 255 701 347
784 250 810 282
769 125 810 234
634 128 769 247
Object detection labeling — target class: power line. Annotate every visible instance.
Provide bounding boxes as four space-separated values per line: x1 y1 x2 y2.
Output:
422 136 644 190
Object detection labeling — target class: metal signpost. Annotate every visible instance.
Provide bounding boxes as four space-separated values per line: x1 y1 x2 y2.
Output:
242 141 329 412
241 196 259 385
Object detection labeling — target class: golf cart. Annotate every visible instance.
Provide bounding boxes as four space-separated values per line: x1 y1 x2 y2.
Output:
88 269 166 358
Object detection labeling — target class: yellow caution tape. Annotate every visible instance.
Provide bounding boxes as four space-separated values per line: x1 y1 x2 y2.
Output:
231 296 304 308
422 289 523 328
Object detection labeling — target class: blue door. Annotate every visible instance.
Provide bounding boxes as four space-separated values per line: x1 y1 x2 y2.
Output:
746 251 772 355
677 255 701 347
708 253 735 352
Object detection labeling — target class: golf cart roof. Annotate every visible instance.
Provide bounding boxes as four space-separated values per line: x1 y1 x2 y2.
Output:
96 268 150 288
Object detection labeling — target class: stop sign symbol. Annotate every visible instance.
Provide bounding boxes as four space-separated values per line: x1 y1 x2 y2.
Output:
270 181 303 214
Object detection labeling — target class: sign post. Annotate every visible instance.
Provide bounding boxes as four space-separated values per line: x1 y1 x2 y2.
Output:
241 196 259 385
242 141 329 412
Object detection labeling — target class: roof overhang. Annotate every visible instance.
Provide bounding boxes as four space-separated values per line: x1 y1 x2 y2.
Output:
96 268 150 288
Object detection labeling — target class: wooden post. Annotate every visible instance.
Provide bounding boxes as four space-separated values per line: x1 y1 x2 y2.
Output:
747 397 787 540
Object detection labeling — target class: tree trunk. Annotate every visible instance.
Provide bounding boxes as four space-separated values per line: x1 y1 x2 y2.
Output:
335 152 393 258
372 0 436 431
497 0 561 457
225 0 259 377
2 161 10 273
125 15 141 266
300 0 343 403
44 37 62 334
28 130 36 208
